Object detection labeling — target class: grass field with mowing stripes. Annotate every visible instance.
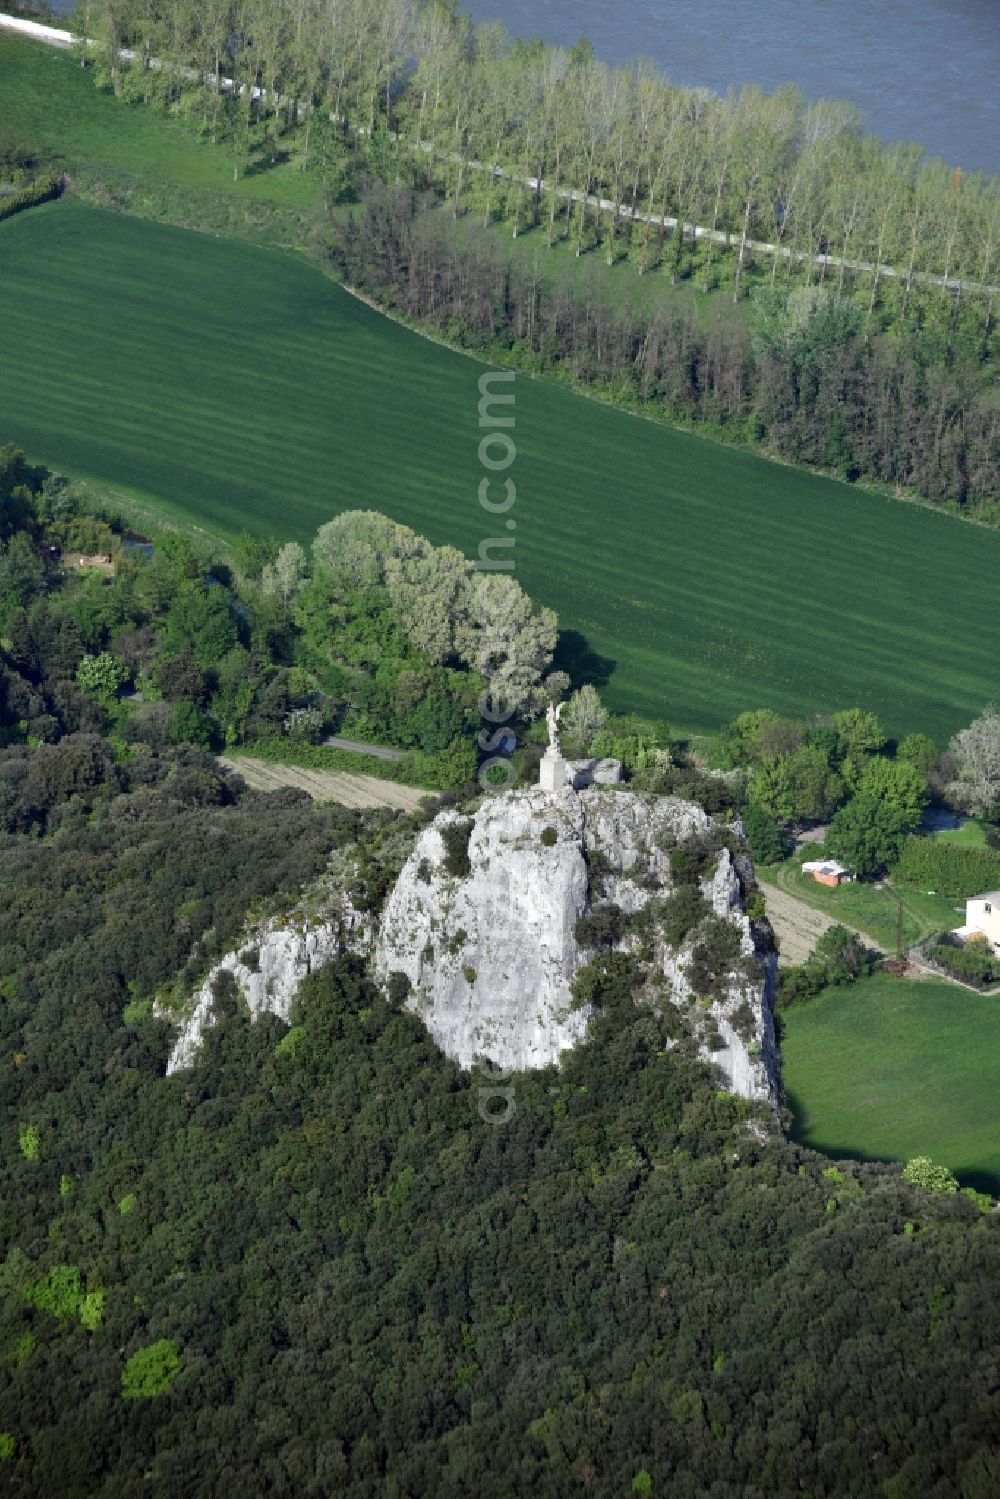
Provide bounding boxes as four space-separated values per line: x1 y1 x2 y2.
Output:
2 199 998 740
781 974 1000 1193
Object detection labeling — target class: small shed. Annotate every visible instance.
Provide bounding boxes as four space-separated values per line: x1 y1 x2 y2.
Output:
801 859 853 888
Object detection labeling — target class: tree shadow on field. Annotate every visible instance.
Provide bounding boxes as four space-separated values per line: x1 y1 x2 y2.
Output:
784 1086 1000 1198
244 149 293 179
552 629 616 694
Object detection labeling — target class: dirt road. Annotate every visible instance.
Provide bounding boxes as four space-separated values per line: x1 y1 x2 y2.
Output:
322 736 404 761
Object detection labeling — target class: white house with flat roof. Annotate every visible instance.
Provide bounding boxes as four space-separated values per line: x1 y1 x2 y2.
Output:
953 892 1000 953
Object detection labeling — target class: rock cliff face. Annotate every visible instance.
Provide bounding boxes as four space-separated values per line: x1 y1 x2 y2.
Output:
377 787 593 1072
168 784 779 1107
166 887 373 1074
375 785 779 1105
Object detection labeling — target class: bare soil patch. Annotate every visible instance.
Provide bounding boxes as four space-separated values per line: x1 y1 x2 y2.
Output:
220 756 432 811
761 882 840 966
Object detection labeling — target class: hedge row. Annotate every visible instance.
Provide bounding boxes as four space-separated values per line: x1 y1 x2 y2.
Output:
894 837 1000 897
0 173 63 223
925 940 1000 988
235 734 476 792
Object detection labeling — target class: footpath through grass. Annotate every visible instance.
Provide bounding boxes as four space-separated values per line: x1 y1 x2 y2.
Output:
781 973 1000 1193
2 198 1000 740
758 859 963 950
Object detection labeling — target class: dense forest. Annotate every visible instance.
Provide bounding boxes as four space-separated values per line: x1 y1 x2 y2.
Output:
3 759 1000 1494
2 750 999 1495
3 449 1000 1494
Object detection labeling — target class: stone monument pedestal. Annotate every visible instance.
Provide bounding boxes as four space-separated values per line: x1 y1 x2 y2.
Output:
539 751 570 791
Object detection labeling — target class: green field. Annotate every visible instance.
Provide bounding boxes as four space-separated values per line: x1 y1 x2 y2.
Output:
2 198 1000 738
758 860 962 949
782 974 1000 1192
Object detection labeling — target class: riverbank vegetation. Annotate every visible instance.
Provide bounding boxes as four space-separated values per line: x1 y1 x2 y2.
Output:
341 181 998 515
64 0 1000 299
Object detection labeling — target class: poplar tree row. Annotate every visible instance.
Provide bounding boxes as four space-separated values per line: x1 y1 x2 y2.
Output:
72 0 1000 301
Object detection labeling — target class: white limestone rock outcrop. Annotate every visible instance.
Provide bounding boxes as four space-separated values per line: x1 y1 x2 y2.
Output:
166 782 778 1105
377 787 592 1071
166 886 373 1073
375 785 779 1104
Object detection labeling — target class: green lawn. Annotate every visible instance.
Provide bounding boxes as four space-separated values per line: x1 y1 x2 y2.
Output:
782 974 1000 1193
0 33 320 210
3 198 999 739
933 819 988 848
758 859 962 949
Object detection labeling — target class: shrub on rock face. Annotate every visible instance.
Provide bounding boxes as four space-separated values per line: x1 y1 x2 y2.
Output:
658 884 711 946
668 832 722 884
575 904 626 950
685 916 745 1001
440 819 473 877
730 1000 756 1042
540 825 558 847
446 928 468 955
210 968 240 1021
386 971 411 1005
570 951 642 1011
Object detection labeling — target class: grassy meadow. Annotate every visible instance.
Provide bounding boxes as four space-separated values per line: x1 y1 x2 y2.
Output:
0 32 319 209
781 973 1000 1193
2 197 999 739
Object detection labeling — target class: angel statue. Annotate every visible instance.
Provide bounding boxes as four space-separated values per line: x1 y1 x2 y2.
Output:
545 700 564 757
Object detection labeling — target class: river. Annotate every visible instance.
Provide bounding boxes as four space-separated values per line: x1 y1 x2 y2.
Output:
465 0 999 176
